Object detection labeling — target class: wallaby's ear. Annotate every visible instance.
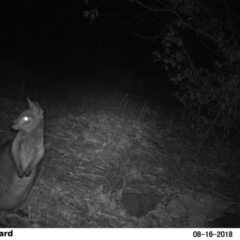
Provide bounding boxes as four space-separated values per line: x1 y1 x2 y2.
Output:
27 97 34 108
27 98 42 118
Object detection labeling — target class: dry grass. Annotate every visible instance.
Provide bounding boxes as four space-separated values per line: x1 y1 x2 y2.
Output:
0 86 239 228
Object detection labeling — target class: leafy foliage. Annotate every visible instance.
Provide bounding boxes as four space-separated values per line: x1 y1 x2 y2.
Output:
152 0 240 142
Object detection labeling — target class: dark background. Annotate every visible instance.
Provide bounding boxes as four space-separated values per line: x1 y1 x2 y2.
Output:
1 1 163 79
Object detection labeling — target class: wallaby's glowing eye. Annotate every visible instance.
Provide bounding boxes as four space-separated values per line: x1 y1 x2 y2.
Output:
23 116 29 122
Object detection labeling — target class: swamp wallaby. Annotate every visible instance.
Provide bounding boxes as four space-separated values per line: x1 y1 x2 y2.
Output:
0 98 45 211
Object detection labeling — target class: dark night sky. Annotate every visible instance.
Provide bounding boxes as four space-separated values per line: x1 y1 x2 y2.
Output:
2 0 237 103
0 0 159 78
1 0 240 75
